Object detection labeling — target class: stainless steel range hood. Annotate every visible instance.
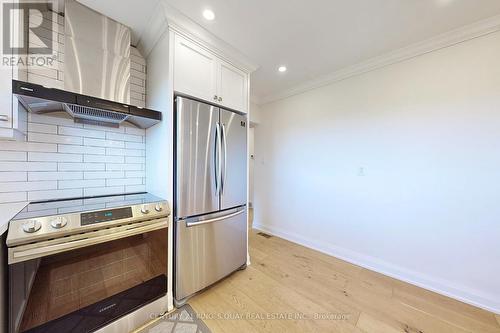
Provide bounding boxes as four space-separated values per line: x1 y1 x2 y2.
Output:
11 0 161 129
13 80 161 128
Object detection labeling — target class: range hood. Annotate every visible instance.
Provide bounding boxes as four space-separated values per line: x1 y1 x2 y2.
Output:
13 80 161 129
11 0 161 129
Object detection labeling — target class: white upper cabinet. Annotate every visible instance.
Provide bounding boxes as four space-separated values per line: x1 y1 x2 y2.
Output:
174 35 217 103
217 61 248 112
0 67 13 129
172 32 250 113
0 57 27 141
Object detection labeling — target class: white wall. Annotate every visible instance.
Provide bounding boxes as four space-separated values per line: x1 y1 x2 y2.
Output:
145 31 173 202
249 102 262 125
254 31 500 313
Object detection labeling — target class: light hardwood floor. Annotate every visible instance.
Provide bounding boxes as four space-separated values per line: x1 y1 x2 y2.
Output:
190 229 500 333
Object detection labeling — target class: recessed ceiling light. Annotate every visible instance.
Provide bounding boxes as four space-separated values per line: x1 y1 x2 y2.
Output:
278 66 287 72
203 9 215 21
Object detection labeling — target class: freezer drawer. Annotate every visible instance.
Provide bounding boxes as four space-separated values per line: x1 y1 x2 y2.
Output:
175 207 247 301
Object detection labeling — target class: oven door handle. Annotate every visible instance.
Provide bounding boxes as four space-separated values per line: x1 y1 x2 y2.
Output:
8 219 168 264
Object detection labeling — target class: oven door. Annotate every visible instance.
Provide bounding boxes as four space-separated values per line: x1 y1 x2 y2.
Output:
8 219 168 333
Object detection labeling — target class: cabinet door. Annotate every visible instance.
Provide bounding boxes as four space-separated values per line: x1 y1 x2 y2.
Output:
217 60 248 113
0 66 13 129
174 35 217 102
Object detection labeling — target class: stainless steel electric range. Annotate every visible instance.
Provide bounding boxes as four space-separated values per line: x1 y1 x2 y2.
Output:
6 193 170 333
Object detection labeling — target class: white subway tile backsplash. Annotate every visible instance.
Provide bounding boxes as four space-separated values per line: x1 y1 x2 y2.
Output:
126 185 146 193
130 98 146 108
0 151 27 161
125 171 145 178
0 192 27 203
28 123 58 134
84 186 124 197
84 138 125 148
28 171 83 181
131 54 146 66
130 61 145 73
28 113 81 127
84 171 124 179
58 179 105 189
58 163 105 171
0 181 57 193
131 84 145 94
125 126 146 136
0 142 57 152
28 152 83 162
59 126 106 139
125 156 146 164
106 178 143 186
84 155 125 163
28 189 83 201
125 142 146 150
0 172 27 182
27 73 64 89
0 162 57 172
58 144 105 155
83 123 125 133
29 132 83 145
106 164 143 171
105 132 143 143
131 69 146 80
130 91 145 102
1 63 146 204
130 77 145 87
106 148 144 157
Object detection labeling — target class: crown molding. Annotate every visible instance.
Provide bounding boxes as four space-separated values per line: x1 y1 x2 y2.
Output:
259 14 500 105
137 1 259 73
163 3 258 73
136 1 169 58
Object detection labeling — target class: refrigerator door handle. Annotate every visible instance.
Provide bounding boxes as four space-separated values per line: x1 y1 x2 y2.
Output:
185 209 244 227
214 122 222 195
221 123 228 194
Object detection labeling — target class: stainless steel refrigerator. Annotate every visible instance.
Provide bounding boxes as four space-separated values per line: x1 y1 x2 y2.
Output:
174 96 248 304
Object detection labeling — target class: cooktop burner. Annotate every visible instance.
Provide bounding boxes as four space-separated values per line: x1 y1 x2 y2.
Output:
12 192 163 220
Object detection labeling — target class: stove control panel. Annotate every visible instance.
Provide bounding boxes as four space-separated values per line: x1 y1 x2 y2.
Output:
81 207 133 226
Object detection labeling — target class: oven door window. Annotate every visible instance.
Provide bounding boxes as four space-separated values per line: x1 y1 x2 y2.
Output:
10 228 167 333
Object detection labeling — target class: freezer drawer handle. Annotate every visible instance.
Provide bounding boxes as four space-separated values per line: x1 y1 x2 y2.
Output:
186 209 244 227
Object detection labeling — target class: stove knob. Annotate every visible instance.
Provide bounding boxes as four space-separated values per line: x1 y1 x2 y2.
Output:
155 204 163 212
22 220 41 233
141 205 150 214
50 216 68 229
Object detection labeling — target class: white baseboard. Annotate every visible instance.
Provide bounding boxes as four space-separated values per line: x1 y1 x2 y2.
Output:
253 222 500 315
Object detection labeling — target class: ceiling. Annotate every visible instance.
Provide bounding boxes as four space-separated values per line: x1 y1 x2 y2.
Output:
78 0 500 103
77 0 160 45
